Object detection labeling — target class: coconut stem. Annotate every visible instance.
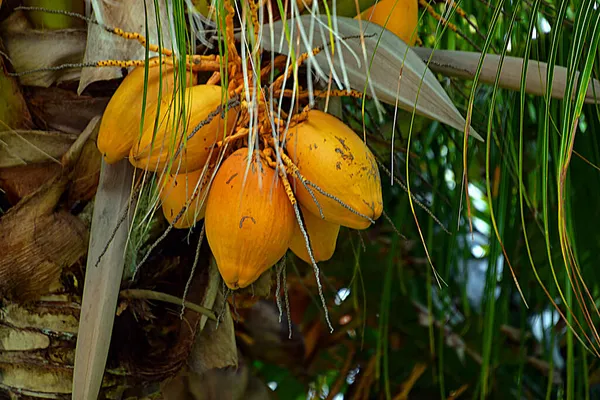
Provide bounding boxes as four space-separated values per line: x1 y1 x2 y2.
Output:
120 289 217 321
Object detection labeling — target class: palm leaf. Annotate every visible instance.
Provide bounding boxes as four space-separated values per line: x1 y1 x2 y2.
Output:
261 15 483 141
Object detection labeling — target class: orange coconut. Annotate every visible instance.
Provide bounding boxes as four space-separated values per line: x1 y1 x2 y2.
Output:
158 167 212 229
129 84 236 172
97 62 196 164
289 205 340 263
285 110 382 230
356 0 418 46
205 148 295 290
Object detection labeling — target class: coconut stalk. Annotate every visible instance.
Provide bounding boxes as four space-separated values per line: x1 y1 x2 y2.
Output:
72 158 134 399
410 47 600 104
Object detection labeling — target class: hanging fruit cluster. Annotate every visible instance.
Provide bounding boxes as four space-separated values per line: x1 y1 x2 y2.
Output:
97 0 383 291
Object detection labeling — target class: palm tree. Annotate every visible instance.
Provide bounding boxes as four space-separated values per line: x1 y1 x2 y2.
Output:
0 0 599 399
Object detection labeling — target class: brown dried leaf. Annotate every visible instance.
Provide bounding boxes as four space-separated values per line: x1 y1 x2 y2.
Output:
78 0 172 93
0 50 32 129
189 289 238 375
0 130 77 167
0 130 101 204
162 358 273 400
0 180 88 300
67 133 102 205
237 300 305 372
27 86 110 134
1 11 86 87
0 118 98 301
0 162 61 203
186 364 249 400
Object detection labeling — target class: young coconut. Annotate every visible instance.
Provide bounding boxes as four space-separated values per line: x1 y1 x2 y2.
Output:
356 0 419 46
129 84 236 172
205 148 295 290
289 205 340 263
158 167 212 229
97 62 196 164
285 110 383 230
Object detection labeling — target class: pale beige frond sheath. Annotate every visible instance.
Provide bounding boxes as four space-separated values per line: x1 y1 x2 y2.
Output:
411 48 600 104
262 16 483 141
73 158 133 400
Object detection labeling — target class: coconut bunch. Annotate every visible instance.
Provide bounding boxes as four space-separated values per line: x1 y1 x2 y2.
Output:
96 1 384 292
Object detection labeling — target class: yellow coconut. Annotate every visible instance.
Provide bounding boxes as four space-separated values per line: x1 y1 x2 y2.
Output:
158 168 212 229
356 0 419 46
129 84 236 172
97 62 196 164
289 205 340 263
205 148 295 290
285 110 382 230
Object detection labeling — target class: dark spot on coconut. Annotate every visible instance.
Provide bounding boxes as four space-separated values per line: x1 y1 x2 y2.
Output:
335 148 355 163
336 162 342 170
335 136 350 151
226 173 239 184
239 216 257 228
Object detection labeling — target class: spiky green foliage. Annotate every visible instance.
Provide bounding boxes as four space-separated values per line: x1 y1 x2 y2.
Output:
251 1 600 400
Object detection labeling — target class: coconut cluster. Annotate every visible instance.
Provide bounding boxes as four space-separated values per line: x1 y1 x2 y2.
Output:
97 6 384 290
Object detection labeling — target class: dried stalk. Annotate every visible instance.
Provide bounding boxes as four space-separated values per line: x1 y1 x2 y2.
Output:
72 159 134 400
